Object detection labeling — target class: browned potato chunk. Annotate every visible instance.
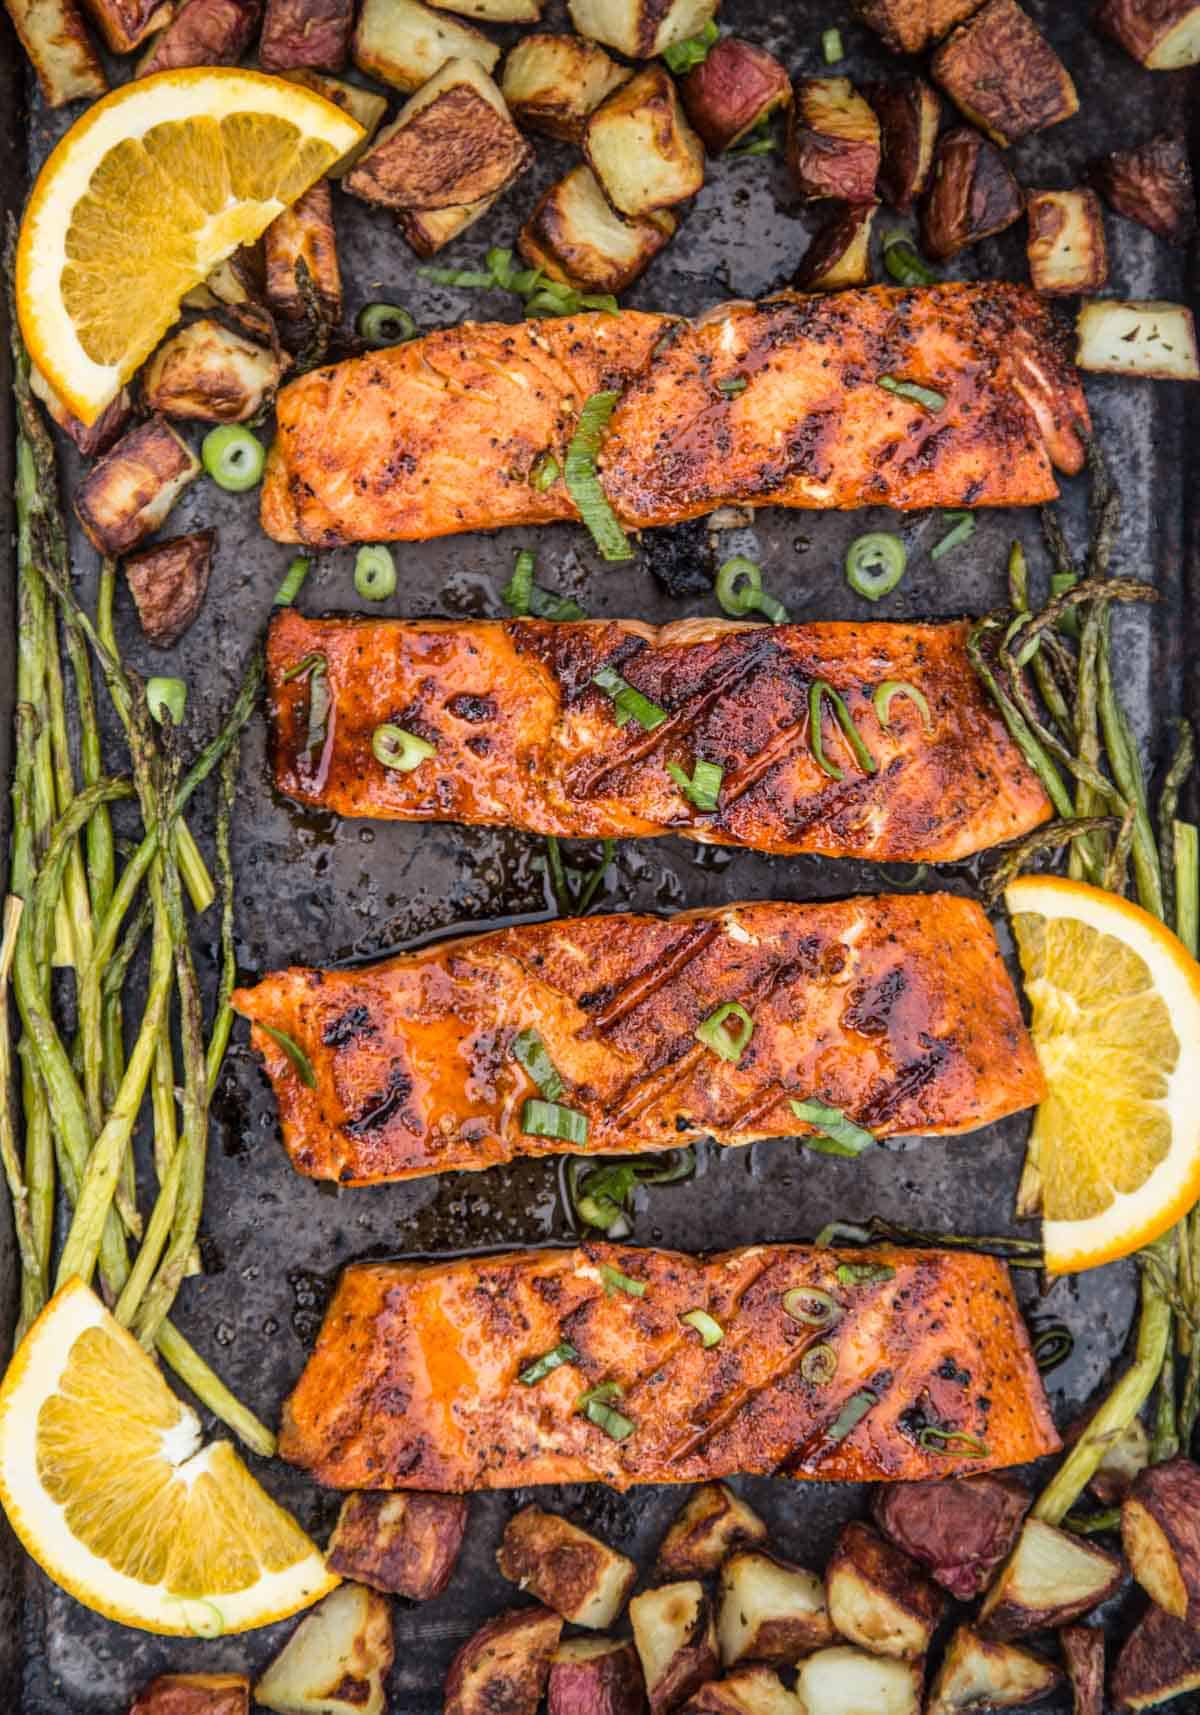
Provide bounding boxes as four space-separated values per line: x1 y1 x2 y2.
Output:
259 0 351 70
326 1490 468 1599
717 1550 834 1668
498 1505 637 1629
1076 299 1200 380
1091 133 1196 246
1026 190 1109 295
567 0 717 59
263 182 342 337
921 125 1023 260
142 317 284 422
1122 1456 1200 1619
978 1518 1122 1640
852 0 984 54
5 0 106 105
400 191 502 257
75 417 200 557
280 71 389 175
30 366 130 458
863 77 940 211
656 1483 768 1580
1060 1627 1104 1715
794 1648 922 1715
136 0 259 72
501 33 629 142
1111 1603 1200 1710
787 78 881 204
825 1521 945 1661
129 1676 249 1715
678 37 792 155
584 64 705 218
519 165 675 292
1095 0 1200 68
547 1637 646 1715
682 1666 801 1715
794 204 877 289
123 530 213 648
873 1474 1030 1601
444 1607 563 1715
353 0 498 92
630 1582 719 1715
256 1584 394 1715
427 0 540 19
931 0 1077 146
79 0 169 52
926 1626 1060 1715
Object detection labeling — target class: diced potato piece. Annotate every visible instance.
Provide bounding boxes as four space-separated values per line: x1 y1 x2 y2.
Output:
873 1474 1030 1602
794 1647 922 1715
123 530 214 649
567 0 717 59
826 1521 945 1660
502 32 629 142
1111 1604 1200 1710
978 1518 1122 1639
864 77 940 210
263 182 343 337
547 1637 646 1715
717 1550 834 1668
787 77 880 204
181 249 264 311
142 317 284 422
682 1665 802 1715
30 365 130 457
128 1676 249 1715
678 37 792 154
584 64 705 218
1122 1456 1200 1619
1095 0 1200 68
399 190 502 257
794 204 877 289
497 1505 637 1629
1060 1627 1104 1715
926 1626 1061 1715
1076 299 1200 381
280 71 389 175
656 1483 768 1579
326 1490 467 1599
1090 133 1196 246
427 0 540 19
444 1607 563 1715
255 1584 394 1715
4 0 106 104
931 0 1077 146
519 165 675 292
852 0 984 55
79 0 169 51
75 417 200 557
921 125 1023 260
259 0 351 69
353 0 498 93
136 0 258 72
1026 190 1108 295
630 1581 719 1715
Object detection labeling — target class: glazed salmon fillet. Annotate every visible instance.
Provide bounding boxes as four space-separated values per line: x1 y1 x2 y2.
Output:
231 894 1044 1186
266 612 1051 861
260 284 1088 545
278 1243 1060 1491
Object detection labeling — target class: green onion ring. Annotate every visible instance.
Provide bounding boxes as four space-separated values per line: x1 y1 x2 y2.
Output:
695 1000 754 1065
782 1286 841 1329
354 544 397 602
808 681 878 781
873 679 934 735
801 1340 838 1384
522 1098 588 1145
680 1309 724 1347
356 302 417 347
667 758 723 813
274 555 311 606
715 556 789 624
790 1098 876 1157
846 533 907 602
201 424 265 492
579 1381 635 1439
881 231 940 287
371 724 435 772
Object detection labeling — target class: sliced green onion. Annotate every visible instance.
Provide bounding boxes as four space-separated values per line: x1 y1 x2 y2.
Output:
592 663 667 732
565 392 634 562
519 1341 578 1384
730 118 776 157
808 681 878 781
790 1098 876 1157
881 231 940 287
528 586 587 622
257 1021 317 1088
873 680 933 735
814 1222 871 1248
567 1149 694 1237
522 1098 588 1144
579 1382 635 1440
836 1262 895 1287
878 375 947 413
201 423 265 492
667 758 723 813
717 377 748 397
662 18 718 72
372 724 435 772
281 653 330 762
802 1341 838 1385
281 650 326 685
355 544 396 602
530 451 560 491
356 302 417 347
503 549 535 615
274 555 312 606
146 677 186 727
695 1000 754 1065
846 533 907 601
821 25 843 61
931 510 976 561
783 1286 841 1329
715 557 789 624
828 1388 878 1443
511 1028 565 1102
638 1148 696 1185
681 1309 723 1347
599 1262 646 1298
1032 1325 1075 1373
917 1426 990 1457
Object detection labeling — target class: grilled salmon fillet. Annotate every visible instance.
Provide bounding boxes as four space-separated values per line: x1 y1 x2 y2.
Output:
260 284 1088 545
231 894 1044 1186
266 612 1051 860
278 1243 1060 1491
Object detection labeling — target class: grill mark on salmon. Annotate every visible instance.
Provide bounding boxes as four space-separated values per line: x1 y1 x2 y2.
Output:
230 895 1044 1187
277 1243 1060 1492
266 613 1051 862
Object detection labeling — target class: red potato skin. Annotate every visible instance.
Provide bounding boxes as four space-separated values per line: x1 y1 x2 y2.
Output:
1111 1602 1200 1711
122 530 213 649
921 126 1023 260
444 1607 563 1715
548 1642 646 1715
325 1490 468 1598
679 38 792 154
872 1473 1031 1599
258 0 350 70
137 0 260 71
787 93 880 204
1122 1456 1200 1619
1094 0 1200 68
128 1678 249 1715
1090 133 1196 246
1060 1627 1104 1715
864 78 940 211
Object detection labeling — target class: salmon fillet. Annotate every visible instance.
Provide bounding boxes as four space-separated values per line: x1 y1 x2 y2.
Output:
260 284 1088 545
230 894 1044 1186
278 1243 1060 1491
266 612 1051 861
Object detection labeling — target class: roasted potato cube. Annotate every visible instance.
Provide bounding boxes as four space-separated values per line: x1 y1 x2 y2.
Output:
30 365 130 458
921 125 1023 260
656 1483 768 1579
264 182 342 338
547 1637 646 1715
931 0 1077 146
142 317 285 422
584 65 705 219
1060 1627 1104 1715
502 33 628 141
678 37 791 155
326 1490 467 1599
793 1647 921 1715
825 1521 945 1661
630 1582 719 1715
852 0 984 54
519 165 675 293
123 530 214 648
75 417 200 557
427 0 540 18
926 1626 1060 1715
181 249 265 312
259 0 351 70
1091 133 1196 246
129 1676 249 1715
281 71 389 175
399 190 501 257
787 78 881 204
498 1505 638 1629
1111 1603 1200 1711
444 1607 563 1715
1076 298 1200 381
873 1474 1030 1601
7 0 106 105
567 0 717 59
255 1584 394 1715
978 1518 1122 1639
1122 1456 1200 1619
353 0 498 94
863 78 940 211
136 0 259 71
794 204 877 289
1026 190 1109 295
79 0 169 52
1095 0 1200 68
717 1550 834 1668
682 1666 801 1715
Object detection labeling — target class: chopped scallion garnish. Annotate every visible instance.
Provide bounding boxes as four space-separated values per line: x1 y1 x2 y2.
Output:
356 302 417 347
930 510 975 561
828 1388 878 1443
504 549 535 615
280 651 325 684
662 18 718 72
566 1150 695 1236
502 549 586 621
146 677 186 727
372 724 435 772
257 1022 317 1088
680 1309 724 1347
916 1425 990 1457
694 1000 754 1065
530 451 560 491
821 25 843 61
519 1341 578 1385
666 758 723 812
522 1098 588 1145
801 1340 838 1385
579 1381 635 1440
511 1027 565 1102
592 662 667 731
836 1261 895 1286
846 533 907 602
715 556 788 624
878 374 947 412
717 376 748 397
274 555 312 606
730 117 777 157
872 680 933 736
782 1286 841 1329
808 681 878 781
565 392 634 562
790 1098 876 1157
599 1262 647 1298
881 231 940 287
1032 1325 1075 1373
355 544 397 602
419 251 618 319
201 423 265 492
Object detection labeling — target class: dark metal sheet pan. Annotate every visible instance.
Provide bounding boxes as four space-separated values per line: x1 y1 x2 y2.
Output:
0 4 1196 1708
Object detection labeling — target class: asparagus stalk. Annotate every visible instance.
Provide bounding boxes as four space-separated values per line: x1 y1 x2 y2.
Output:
0 897 43 1330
